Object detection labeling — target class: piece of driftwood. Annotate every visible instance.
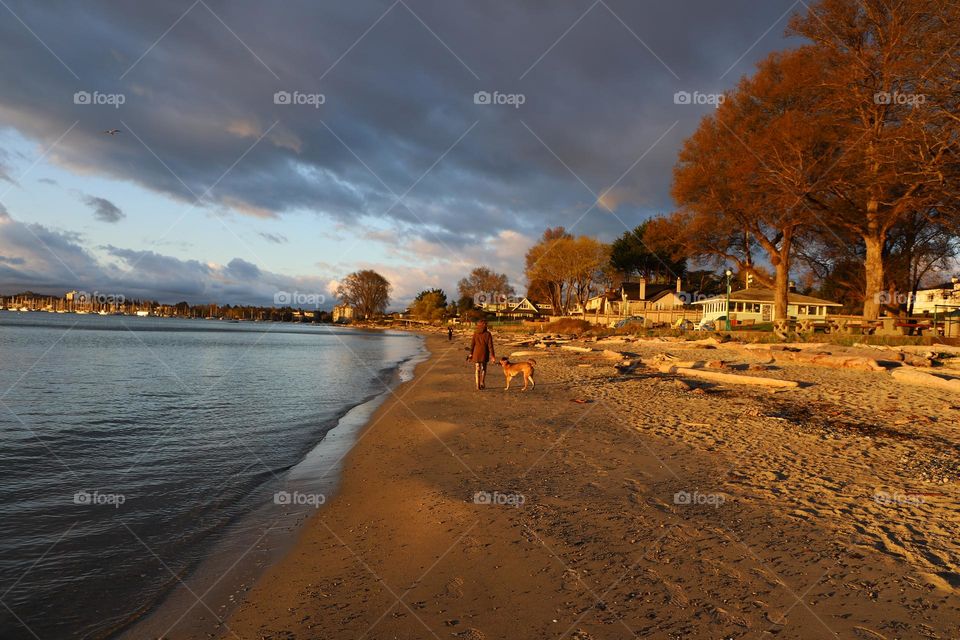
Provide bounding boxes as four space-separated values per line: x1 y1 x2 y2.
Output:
890 367 960 392
658 365 799 388
615 359 643 373
730 344 885 372
561 345 594 353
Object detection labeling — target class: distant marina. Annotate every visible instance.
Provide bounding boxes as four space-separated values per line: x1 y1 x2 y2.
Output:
0 290 332 323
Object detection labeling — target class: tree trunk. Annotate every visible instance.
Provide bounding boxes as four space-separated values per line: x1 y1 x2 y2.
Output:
862 233 885 320
774 260 790 322
772 233 792 322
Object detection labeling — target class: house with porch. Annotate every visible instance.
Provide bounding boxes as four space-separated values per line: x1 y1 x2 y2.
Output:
583 277 687 316
909 277 960 315
692 286 841 326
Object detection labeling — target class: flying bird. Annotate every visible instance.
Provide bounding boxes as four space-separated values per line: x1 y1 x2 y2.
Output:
103 129 121 136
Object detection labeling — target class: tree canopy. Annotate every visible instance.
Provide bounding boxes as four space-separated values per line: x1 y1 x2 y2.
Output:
336 270 391 318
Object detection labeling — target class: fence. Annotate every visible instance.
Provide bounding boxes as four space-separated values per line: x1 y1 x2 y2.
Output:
556 309 703 326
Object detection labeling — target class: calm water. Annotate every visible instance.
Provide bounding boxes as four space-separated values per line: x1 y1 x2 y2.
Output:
0 312 423 639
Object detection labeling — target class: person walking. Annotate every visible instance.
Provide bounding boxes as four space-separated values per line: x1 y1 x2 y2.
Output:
467 319 496 390
447 326 453 341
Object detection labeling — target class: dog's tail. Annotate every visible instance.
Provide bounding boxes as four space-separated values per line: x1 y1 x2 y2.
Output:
526 359 537 366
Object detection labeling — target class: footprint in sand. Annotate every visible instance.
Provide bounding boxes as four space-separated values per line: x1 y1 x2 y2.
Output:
442 576 465 599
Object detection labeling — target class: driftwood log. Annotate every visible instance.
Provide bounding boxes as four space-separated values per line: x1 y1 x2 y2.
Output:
658 365 800 388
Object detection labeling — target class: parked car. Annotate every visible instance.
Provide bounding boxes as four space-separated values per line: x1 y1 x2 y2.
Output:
613 316 645 329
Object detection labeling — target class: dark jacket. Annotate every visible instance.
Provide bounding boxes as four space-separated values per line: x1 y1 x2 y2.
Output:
469 330 495 363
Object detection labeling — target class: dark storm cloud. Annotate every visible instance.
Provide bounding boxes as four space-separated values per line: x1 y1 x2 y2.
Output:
83 194 126 222
0 0 804 245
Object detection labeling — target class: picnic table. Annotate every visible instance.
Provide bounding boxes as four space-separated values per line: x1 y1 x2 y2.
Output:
830 318 882 335
895 321 933 336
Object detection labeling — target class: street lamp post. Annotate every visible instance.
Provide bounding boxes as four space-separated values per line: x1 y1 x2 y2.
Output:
725 269 733 331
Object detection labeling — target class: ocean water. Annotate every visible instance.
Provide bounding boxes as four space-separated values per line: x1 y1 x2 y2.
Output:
0 312 424 639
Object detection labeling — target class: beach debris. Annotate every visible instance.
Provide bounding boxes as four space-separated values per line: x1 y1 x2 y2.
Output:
891 367 960 392
659 365 800 388
561 345 594 353
615 358 643 374
510 350 539 358
570 398 593 404
742 348 886 372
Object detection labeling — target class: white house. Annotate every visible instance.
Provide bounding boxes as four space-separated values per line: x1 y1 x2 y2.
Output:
909 278 960 315
583 277 687 316
332 304 354 323
692 286 841 326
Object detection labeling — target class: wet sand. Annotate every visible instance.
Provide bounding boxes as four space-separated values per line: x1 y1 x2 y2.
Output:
217 333 959 639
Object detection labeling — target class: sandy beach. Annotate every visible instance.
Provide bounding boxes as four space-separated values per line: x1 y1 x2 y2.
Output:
216 331 959 639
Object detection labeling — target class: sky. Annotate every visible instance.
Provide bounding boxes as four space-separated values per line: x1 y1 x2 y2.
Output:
0 0 804 308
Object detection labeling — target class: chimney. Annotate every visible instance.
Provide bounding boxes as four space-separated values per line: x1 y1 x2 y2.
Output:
788 280 796 293
638 276 646 301
746 273 754 288
676 276 682 293
953 276 959 291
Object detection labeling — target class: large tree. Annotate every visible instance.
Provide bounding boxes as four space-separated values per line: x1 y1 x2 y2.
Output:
457 267 514 305
663 46 840 322
409 288 448 321
787 0 960 318
524 227 571 305
336 270 391 319
609 221 686 283
525 230 610 314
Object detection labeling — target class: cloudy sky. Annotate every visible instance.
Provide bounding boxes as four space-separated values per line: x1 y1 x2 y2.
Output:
0 0 803 307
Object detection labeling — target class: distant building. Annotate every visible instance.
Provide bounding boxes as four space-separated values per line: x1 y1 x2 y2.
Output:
692 286 841 326
477 296 552 319
503 297 553 319
910 278 960 315
332 304 354 323
583 277 687 315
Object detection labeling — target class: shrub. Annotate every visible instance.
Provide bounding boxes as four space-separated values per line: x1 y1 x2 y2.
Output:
541 318 594 336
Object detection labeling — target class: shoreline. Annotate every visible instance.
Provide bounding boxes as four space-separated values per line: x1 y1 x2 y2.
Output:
116 331 428 640
217 331 959 639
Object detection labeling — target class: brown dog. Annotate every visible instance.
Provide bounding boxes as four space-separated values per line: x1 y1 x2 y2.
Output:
499 357 536 391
